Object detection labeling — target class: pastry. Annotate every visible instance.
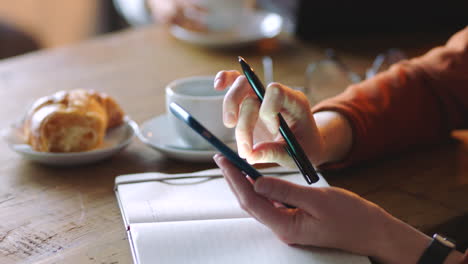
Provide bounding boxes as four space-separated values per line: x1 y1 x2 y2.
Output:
23 89 124 152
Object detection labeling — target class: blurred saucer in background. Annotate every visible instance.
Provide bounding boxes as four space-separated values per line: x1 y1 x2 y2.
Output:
170 11 283 48
137 114 237 162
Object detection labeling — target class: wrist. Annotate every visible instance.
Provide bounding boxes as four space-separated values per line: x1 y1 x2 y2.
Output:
372 212 431 264
313 111 353 165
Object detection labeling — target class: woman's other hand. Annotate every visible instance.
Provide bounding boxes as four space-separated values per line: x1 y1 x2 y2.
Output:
147 0 208 31
214 154 433 264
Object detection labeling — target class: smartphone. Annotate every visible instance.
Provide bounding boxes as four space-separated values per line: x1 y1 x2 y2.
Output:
170 102 296 209
169 102 263 180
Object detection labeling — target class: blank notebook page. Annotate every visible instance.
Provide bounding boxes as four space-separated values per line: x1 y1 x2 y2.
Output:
115 168 370 264
131 218 370 264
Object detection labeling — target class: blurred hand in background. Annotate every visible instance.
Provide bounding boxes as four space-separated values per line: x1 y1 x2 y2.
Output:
147 0 209 31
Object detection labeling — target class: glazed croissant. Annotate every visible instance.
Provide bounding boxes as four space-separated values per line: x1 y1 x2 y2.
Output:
23 89 124 152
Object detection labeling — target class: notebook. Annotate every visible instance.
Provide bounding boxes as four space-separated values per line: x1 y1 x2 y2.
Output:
114 166 371 264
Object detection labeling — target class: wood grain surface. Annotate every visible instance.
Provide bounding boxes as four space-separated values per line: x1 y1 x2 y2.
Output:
0 26 466 263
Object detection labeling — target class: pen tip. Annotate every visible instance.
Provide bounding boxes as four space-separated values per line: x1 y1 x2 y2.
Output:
238 56 244 62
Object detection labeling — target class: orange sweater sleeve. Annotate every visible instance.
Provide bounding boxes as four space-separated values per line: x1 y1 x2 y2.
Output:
311 27 468 170
462 250 468 264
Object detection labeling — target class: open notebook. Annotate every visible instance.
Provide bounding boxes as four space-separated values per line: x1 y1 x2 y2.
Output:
115 167 370 264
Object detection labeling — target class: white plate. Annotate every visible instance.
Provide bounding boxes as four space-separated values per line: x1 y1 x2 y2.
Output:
137 114 237 162
170 11 283 48
2 117 137 166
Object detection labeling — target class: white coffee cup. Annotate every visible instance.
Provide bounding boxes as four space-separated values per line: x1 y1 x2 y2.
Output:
165 76 234 150
186 0 253 32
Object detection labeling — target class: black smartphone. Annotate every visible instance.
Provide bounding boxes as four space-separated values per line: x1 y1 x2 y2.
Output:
169 102 262 180
169 102 296 209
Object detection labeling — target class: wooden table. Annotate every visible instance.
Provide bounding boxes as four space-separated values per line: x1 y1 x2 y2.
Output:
0 26 467 264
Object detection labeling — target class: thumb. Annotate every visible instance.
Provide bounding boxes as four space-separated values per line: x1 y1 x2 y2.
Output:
247 142 295 168
254 177 322 211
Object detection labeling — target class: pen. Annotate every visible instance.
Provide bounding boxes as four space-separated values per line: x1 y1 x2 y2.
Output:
238 56 320 184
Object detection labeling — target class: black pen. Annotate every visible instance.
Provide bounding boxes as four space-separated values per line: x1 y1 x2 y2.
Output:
238 56 319 184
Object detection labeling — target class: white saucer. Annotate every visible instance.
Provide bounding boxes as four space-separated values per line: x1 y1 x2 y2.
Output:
170 11 283 48
137 114 236 162
2 117 137 166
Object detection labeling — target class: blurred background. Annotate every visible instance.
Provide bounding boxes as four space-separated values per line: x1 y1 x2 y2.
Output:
0 0 126 59
0 0 463 61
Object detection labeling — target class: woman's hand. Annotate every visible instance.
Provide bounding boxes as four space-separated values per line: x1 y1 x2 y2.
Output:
214 70 353 167
213 154 435 264
147 0 208 31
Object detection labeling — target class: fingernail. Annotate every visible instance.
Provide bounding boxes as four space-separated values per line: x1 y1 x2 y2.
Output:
254 178 270 195
213 154 221 164
214 78 222 89
224 111 235 126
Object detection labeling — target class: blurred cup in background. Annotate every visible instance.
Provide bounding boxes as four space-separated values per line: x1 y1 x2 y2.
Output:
165 76 235 150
